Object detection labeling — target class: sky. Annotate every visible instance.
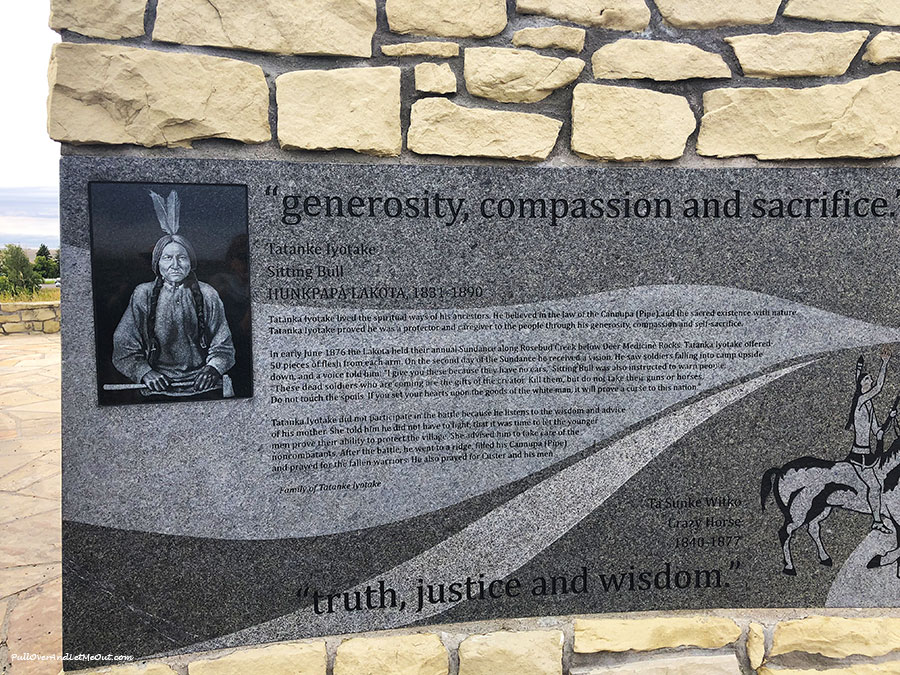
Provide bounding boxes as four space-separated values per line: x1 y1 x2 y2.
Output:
0 5 60 247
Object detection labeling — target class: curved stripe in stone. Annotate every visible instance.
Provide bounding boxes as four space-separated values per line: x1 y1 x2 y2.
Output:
174 361 812 653
827 528 900 607
65 276 900 540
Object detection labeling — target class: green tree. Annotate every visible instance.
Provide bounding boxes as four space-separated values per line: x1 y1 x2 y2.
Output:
33 255 59 279
1 245 43 293
36 244 51 259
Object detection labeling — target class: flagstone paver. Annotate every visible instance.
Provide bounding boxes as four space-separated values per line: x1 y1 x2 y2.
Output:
0 494 57 526
5 578 62 674
0 334 62 675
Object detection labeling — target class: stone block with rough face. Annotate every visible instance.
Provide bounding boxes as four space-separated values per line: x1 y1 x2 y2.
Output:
334 634 448 675
592 39 731 80
19 309 57 322
276 67 402 157
698 72 900 160
47 43 271 148
415 63 457 94
465 47 585 103
581 654 741 675
758 665 900 675
865 32 900 64
458 631 563 675
76 665 177 675
516 0 651 31
512 26 586 52
784 0 900 25
726 31 868 78
571 84 696 161
153 0 376 57
386 0 507 38
50 0 147 39
747 623 766 670
654 0 782 28
382 42 460 58
408 98 562 161
1 323 29 334
574 617 741 652
187 642 327 675
770 616 900 659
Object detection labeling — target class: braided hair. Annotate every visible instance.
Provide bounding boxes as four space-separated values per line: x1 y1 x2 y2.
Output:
145 235 210 365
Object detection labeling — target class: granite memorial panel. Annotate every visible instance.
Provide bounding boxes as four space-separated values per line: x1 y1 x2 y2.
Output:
61 157 900 665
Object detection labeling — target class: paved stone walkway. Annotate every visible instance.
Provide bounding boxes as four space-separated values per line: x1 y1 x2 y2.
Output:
0 334 62 675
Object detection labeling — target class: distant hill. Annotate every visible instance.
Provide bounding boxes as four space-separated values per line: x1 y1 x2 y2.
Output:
0 187 60 249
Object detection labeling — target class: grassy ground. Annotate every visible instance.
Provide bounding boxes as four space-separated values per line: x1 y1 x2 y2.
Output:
0 287 60 302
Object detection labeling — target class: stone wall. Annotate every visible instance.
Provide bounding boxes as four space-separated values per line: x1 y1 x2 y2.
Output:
0 302 61 336
47 0 900 165
48 0 900 673
69 612 900 674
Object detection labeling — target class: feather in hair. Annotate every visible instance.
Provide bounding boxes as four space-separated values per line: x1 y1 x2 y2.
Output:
149 191 170 233
167 191 180 234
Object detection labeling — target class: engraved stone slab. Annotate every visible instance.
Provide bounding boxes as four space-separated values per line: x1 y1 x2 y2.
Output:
63 158 900 669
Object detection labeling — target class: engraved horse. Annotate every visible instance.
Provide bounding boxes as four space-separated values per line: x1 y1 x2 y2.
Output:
761 433 900 577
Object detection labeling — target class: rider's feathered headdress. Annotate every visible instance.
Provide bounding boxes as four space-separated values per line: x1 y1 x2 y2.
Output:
847 355 868 431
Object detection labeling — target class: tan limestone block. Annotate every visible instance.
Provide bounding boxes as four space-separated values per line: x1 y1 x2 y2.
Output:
759 666 900 675
2 323 29 334
581 654 741 674
571 84 695 161
20 309 57 322
512 26 586 52
74 664 177 675
382 42 460 58
574 616 740 652
654 0 782 28
42 321 61 334
516 0 651 31
771 616 900 659
386 0 507 38
334 634 448 675
784 0 900 25
153 0 375 57
47 43 270 148
415 63 457 94
592 39 731 80
188 642 327 675
697 72 900 160
465 47 584 103
408 98 562 161
276 67 401 157
49 0 146 39
0 302 50 312
864 32 900 64
458 630 563 675
726 31 868 78
747 622 766 670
